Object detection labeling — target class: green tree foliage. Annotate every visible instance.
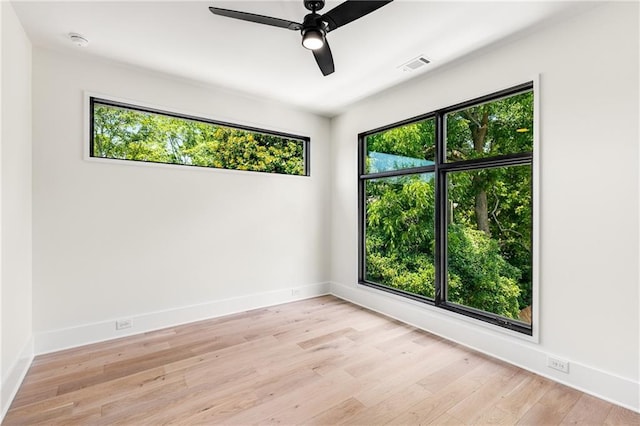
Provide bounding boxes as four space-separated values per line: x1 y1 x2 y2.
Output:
92 104 305 175
448 166 532 309
366 119 436 160
366 175 436 298
446 92 533 161
365 176 522 319
364 91 533 321
447 224 521 319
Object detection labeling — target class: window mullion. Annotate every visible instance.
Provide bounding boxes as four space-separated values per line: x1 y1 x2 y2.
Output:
357 135 366 282
434 112 446 306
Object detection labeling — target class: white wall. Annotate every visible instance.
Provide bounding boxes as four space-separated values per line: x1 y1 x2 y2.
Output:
0 0 34 418
32 49 331 351
330 2 639 411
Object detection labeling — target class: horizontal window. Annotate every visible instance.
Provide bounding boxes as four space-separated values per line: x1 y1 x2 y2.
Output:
90 98 309 176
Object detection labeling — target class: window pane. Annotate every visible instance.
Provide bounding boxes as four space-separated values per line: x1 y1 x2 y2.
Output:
365 173 435 299
365 118 435 173
445 91 533 162
446 165 532 323
91 101 307 176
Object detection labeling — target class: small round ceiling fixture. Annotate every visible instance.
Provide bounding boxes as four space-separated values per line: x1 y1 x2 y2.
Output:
68 33 89 47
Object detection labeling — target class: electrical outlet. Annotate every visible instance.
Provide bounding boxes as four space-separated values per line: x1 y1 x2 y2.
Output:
116 319 132 330
291 289 300 296
548 356 570 373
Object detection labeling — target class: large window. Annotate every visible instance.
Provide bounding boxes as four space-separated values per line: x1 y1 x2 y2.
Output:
90 98 309 176
359 83 534 334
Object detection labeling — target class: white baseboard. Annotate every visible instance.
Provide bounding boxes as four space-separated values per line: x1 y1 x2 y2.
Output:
1 337 34 421
35 282 330 355
330 281 639 412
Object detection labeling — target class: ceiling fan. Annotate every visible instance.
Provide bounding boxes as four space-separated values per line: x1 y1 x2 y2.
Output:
209 1 393 76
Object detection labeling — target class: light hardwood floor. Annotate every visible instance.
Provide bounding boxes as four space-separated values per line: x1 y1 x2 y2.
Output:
3 296 638 425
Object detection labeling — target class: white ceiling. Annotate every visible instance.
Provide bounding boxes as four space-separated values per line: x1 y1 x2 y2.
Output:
13 0 595 116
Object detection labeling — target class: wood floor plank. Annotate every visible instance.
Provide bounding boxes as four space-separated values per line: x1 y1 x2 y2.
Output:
385 358 499 425
175 365 322 425
517 402 567 425
354 339 471 408
429 412 467 425
560 394 613 425
416 348 486 394
605 404 640 425
3 295 634 425
494 372 554 419
344 383 433 425
24 340 173 386
255 369 364 425
305 397 366 425
8 366 172 421
297 327 357 349
471 406 519 425
446 365 522 423
516 382 583 425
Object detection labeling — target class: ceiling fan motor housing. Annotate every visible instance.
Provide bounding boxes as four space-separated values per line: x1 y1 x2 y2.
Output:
304 0 325 12
302 12 327 33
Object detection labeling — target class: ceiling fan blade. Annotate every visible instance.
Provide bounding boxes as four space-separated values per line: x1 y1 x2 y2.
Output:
321 0 393 32
209 7 302 31
312 41 335 76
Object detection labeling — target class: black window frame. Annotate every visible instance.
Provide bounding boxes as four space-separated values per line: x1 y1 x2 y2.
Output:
358 82 534 335
89 97 310 176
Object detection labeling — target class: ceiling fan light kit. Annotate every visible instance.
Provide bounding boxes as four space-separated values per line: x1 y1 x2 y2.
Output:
302 28 325 50
209 0 393 76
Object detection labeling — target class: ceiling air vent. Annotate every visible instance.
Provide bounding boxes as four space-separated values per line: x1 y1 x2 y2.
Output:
399 55 430 72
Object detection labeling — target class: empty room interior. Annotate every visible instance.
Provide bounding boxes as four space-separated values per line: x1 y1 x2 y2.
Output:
1 0 639 424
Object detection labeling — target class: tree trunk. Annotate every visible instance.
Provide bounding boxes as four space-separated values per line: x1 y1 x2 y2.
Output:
466 108 491 236
474 186 490 236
